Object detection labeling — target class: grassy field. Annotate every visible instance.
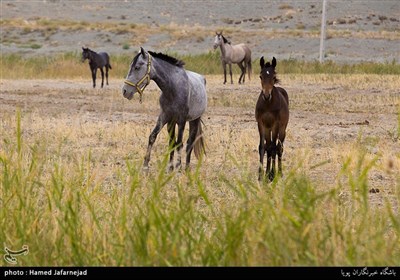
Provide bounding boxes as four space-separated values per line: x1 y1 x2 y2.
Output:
2 52 400 80
1 64 399 266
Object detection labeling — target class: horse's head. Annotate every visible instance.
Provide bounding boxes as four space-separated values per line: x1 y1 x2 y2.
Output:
122 47 152 102
81 47 91 62
259 56 279 99
213 32 230 49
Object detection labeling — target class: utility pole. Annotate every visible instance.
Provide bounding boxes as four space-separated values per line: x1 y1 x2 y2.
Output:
319 0 327 63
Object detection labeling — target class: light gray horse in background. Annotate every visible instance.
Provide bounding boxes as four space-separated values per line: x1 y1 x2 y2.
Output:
213 32 252 84
122 47 207 171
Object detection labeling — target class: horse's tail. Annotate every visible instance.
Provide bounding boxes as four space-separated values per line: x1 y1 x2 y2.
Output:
194 118 206 159
245 46 252 81
247 58 252 81
108 63 112 70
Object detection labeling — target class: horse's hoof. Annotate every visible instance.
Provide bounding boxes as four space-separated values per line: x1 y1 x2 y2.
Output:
268 173 275 182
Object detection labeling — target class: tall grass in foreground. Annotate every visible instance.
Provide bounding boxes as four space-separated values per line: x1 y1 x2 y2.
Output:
1 112 399 266
1 52 399 79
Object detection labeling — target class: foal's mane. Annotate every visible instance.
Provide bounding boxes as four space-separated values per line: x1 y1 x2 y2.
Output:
148 51 185 68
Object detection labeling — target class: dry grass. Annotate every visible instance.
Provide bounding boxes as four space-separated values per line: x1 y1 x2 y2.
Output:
1 74 399 195
1 74 399 265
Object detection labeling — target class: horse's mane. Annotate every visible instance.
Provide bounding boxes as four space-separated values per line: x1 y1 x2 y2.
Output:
221 34 231 45
148 51 185 68
83 47 95 53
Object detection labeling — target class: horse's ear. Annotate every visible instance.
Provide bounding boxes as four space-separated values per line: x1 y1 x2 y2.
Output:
140 47 146 57
260 56 265 69
272 57 277 68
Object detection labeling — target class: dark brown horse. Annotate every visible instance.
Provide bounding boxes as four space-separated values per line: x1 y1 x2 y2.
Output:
81 47 112 88
255 57 289 181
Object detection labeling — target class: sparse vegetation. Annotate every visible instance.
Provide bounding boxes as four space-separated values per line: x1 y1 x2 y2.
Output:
1 17 399 51
1 52 399 79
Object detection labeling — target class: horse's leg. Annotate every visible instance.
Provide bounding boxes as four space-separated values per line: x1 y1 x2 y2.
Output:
268 127 279 181
242 61 247 83
167 121 176 171
175 120 187 170
277 129 286 177
105 66 109 86
229 63 233 84
223 62 227 84
186 118 200 170
100 67 104 88
265 131 274 182
91 68 96 88
237 62 245 84
258 124 266 181
144 115 167 169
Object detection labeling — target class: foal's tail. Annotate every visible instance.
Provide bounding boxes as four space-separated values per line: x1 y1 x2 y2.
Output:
107 63 112 70
194 118 206 159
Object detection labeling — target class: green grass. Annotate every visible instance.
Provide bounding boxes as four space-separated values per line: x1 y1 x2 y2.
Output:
1 111 399 266
1 52 399 79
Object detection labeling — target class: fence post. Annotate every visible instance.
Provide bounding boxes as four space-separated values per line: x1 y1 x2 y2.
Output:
319 0 327 63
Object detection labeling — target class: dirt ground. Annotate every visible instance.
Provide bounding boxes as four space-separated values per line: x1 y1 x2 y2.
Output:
1 76 399 211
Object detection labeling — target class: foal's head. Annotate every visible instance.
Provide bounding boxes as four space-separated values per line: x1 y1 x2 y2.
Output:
259 56 279 100
81 47 92 62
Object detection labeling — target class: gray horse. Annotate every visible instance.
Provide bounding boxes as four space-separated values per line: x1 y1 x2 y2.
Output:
81 47 112 88
122 47 207 170
213 32 252 84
